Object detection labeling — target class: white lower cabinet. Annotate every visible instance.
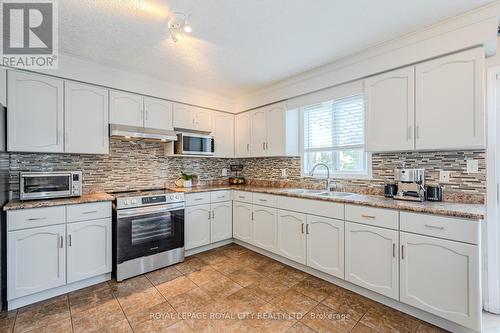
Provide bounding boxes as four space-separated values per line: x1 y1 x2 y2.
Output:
185 204 211 250
211 202 233 243
67 219 112 284
400 232 480 330
233 201 253 243
306 215 344 279
252 205 278 253
277 210 306 264
8 224 66 300
345 222 399 300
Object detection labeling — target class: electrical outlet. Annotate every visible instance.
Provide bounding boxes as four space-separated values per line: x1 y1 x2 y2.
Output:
466 160 479 173
439 170 451 183
221 168 228 177
281 169 287 178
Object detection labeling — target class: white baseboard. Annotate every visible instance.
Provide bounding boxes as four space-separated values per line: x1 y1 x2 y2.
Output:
233 239 480 333
8 273 111 311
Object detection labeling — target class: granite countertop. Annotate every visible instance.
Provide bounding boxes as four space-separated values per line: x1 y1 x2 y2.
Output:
3 193 115 211
170 185 485 220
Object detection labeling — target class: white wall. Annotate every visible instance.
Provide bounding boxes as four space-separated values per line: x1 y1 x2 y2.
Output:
23 52 236 112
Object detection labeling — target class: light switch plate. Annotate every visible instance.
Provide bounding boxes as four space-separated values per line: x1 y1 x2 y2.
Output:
281 169 287 178
221 168 228 177
439 170 451 183
466 160 479 173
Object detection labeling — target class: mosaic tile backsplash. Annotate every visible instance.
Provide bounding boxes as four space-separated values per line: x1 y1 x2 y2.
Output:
3 139 486 203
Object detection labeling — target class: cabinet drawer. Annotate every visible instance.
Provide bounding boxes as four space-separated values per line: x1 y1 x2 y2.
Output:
186 192 211 206
277 196 344 220
345 205 399 230
210 190 231 203
7 206 66 231
66 202 112 223
400 212 480 244
233 191 252 203
252 193 277 207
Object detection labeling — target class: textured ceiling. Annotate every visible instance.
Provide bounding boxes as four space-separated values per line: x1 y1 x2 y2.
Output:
59 0 495 98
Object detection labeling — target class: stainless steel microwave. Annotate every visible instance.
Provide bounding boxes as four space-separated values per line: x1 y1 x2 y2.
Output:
19 171 83 201
174 133 214 156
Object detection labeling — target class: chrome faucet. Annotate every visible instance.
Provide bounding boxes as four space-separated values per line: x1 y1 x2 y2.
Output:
309 163 333 191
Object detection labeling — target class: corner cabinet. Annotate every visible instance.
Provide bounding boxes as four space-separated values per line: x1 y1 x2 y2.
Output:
7 71 64 153
65 82 109 154
365 67 415 152
400 232 480 330
213 112 234 158
235 112 251 157
415 48 485 150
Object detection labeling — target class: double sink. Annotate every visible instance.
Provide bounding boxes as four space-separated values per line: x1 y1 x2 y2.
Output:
279 188 355 198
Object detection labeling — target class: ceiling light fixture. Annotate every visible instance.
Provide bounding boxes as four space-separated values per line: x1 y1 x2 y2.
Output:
168 12 192 42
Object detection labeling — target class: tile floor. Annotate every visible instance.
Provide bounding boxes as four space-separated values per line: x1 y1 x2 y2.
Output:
0 244 464 333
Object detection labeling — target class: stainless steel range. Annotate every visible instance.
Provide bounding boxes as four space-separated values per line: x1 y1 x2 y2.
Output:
112 189 185 281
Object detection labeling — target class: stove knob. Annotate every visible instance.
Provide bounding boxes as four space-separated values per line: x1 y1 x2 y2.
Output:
169 195 175 200
131 199 138 205
123 200 129 206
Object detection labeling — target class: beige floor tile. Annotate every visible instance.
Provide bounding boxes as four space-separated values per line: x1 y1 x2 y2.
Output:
359 303 420 333
227 266 264 287
415 322 450 333
24 317 72 333
115 281 165 316
292 277 336 302
247 303 297 333
209 256 245 275
199 275 242 299
94 319 133 333
68 282 114 314
246 277 291 302
14 296 71 333
321 289 371 321
286 322 318 333
253 259 286 275
168 287 213 314
269 267 310 287
224 288 268 319
174 256 206 274
72 298 125 333
301 303 358 333
128 302 180 333
351 323 377 333
195 249 231 266
186 266 224 286
160 320 193 332
271 289 319 318
155 276 197 299
0 310 17 333
146 266 183 286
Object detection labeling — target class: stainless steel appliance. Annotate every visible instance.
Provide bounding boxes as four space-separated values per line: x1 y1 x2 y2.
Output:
174 132 214 156
110 124 177 142
19 171 82 201
393 168 426 202
112 189 185 281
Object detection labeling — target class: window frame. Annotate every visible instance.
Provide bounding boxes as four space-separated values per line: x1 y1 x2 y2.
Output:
298 91 372 180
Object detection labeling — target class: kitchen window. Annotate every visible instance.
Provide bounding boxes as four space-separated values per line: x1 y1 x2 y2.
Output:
301 93 371 179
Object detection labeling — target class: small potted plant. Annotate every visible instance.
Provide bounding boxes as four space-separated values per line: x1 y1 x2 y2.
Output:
175 173 194 188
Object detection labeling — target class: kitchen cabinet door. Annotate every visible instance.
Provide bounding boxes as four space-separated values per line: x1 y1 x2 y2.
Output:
277 210 306 264
65 81 109 154
250 108 267 157
235 112 251 157
252 205 277 253
345 222 398 300
266 103 286 156
193 108 212 132
365 67 415 152
211 202 233 243
7 224 66 300
144 97 173 131
173 103 194 130
7 71 64 153
233 202 253 243
213 112 234 158
185 204 211 250
109 90 143 127
415 47 485 150
400 232 480 330
307 215 344 279
67 219 112 284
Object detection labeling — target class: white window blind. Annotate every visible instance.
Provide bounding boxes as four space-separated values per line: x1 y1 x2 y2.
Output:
302 94 370 178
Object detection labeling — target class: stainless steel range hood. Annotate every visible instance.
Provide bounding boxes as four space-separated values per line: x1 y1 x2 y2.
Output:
110 124 178 142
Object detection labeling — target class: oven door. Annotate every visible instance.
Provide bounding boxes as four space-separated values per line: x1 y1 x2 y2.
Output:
115 203 184 264
20 173 72 200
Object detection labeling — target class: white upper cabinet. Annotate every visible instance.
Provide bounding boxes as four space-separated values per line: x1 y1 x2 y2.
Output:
65 82 109 154
109 90 143 127
235 112 251 157
365 67 415 152
415 48 485 150
173 103 212 132
345 222 399 300
400 232 480 330
212 112 234 158
143 97 173 131
8 71 64 153
250 107 267 157
248 102 299 157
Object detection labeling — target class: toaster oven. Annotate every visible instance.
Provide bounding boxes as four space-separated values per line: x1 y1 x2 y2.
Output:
19 171 83 201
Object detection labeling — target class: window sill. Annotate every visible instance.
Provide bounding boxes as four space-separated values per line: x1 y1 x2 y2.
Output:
302 174 373 180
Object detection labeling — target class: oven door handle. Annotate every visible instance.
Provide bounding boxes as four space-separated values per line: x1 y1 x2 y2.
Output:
117 204 184 218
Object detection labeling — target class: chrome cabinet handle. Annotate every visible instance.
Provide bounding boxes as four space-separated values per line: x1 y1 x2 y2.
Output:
361 214 376 219
301 223 305 234
407 126 412 140
259 199 267 202
416 125 420 139
401 245 405 259
251 212 254 220
59 236 64 249
265 142 268 150
145 110 148 120
306 224 310 235
392 243 396 257
194 198 203 201
246 144 249 152
208 211 211 220
424 224 444 230
68 234 72 247
212 211 215 219
238 196 245 199
82 210 98 214
28 216 46 221
262 142 266 150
